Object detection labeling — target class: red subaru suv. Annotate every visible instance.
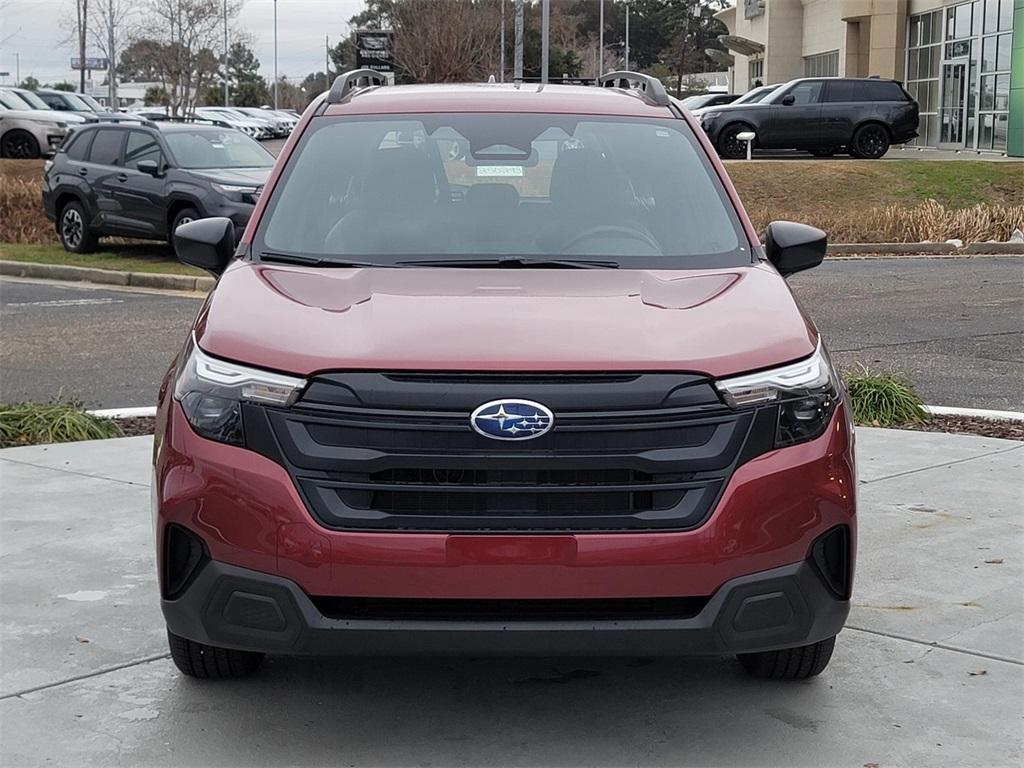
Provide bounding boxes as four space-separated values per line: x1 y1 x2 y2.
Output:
157 71 855 681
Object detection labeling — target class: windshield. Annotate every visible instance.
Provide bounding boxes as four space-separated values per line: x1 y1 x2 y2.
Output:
681 95 716 110
58 92 91 110
734 86 778 105
78 94 106 111
13 89 50 109
164 130 275 169
0 92 24 109
257 114 747 269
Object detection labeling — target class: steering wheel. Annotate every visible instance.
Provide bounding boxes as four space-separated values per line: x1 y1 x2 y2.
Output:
558 225 662 255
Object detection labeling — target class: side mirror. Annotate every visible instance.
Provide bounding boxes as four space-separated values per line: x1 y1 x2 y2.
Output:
136 159 161 177
765 221 827 276
173 217 235 275
781 94 795 106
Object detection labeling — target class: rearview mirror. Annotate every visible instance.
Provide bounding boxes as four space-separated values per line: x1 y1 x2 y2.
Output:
136 159 161 177
765 221 827 276
173 217 235 275
781 94 795 106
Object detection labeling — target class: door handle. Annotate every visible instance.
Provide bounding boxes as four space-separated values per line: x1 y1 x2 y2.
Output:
77 167 88 176
117 173 128 182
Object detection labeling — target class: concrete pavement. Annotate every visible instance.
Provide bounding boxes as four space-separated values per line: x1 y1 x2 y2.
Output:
2 255 1022 410
0 428 1020 767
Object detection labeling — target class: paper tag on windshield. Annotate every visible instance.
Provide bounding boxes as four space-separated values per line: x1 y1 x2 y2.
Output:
476 165 523 177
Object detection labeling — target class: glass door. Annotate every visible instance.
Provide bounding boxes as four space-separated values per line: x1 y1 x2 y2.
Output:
938 59 968 147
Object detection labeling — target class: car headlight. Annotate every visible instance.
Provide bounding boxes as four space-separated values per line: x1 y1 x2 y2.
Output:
174 334 306 445
701 111 722 123
715 341 840 448
211 182 261 203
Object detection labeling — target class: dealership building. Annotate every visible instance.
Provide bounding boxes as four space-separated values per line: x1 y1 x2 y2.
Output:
714 0 1023 156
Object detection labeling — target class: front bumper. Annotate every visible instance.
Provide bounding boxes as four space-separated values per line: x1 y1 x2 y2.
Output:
163 555 849 656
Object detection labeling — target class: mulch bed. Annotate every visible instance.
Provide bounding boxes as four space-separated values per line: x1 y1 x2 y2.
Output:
104 415 1021 442
116 416 157 438
893 415 1023 441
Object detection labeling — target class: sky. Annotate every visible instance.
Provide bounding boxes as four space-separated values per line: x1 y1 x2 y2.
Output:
0 0 365 87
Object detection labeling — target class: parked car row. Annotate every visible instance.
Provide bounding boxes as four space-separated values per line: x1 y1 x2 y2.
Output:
127 106 298 140
682 76 920 160
0 87 99 158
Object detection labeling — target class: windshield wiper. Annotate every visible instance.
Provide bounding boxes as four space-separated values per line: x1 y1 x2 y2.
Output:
398 257 620 269
258 252 381 268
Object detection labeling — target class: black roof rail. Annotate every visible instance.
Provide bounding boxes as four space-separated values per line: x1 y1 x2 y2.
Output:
597 71 670 107
326 68 387 104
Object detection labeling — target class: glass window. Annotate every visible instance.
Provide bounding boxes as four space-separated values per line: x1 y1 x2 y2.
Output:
87 129 125 166
38 93 67 110
163 130 275 169
954 3 973 38
980 75 996 110
64 131 93 161
785 80 824 105
983 0 999 33
124 131 162 170
994 114 1007 150
930 10 944 44
862 81 907 101
972 0 983 35
258 115 747 268
982 35 997 71
979 113 993 148
994 74 1009 111
998 0 1012 30
826 81 858 102
909 16 920 47
12 89 49 110
995 34 1011 71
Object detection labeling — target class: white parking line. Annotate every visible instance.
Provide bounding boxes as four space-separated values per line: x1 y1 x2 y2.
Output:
6 298 124 308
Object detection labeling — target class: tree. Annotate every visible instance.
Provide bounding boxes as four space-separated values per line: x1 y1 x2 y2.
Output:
17 76 40 90
132 0 242 115
390 0 500 83
51 82 78 91
118 39 167 81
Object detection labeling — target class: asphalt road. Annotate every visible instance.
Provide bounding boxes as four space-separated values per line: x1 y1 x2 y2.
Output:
1 256 1021 410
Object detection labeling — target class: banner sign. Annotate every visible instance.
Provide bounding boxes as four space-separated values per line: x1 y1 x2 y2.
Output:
355 30 394 72
71 57 109 70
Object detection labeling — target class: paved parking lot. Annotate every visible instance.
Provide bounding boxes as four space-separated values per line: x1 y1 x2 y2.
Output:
0 428 1020 767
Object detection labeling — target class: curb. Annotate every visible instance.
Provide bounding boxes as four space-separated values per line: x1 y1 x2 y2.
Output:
0 260 215 293
826 243 960 255
89 404 1024 422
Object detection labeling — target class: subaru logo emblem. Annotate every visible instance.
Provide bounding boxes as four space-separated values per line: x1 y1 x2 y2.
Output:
471 399 554 441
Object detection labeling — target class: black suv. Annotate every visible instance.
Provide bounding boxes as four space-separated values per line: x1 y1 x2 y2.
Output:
42 121 276 254
698 77 918 159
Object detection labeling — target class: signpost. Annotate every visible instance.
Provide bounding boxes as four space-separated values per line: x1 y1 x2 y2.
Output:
71 56 109 70
355 30 394 74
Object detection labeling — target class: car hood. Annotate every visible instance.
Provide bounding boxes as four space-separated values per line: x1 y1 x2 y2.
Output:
0 108 81 124
195 262 817 379
187 168 272 186
695 103 773 116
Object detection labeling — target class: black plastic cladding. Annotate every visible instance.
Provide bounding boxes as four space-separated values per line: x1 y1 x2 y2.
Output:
242 372 778 533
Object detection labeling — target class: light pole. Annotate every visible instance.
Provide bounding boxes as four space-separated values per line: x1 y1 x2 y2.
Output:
223 0 229 106
513 0 523 83
624 1 630 72
598 0 604 78
273 0 279 109
540 0 549 84
499 0 505 83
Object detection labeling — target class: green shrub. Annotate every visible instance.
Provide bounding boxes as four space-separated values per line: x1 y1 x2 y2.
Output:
0 401 123 447
844 368 927 427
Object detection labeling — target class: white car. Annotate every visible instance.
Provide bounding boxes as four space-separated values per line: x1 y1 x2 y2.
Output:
196 108 272 140
0 89 91 158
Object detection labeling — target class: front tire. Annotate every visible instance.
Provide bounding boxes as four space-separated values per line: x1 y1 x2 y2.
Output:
850 124 890 159
167 630 264 679
717 124 752 160
171 207 200 257
0 129 41 159
737 636 836 680
57 201 98 254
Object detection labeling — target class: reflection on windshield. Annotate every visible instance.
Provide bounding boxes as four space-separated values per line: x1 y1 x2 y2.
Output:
164 131 275 169
260 114 747 270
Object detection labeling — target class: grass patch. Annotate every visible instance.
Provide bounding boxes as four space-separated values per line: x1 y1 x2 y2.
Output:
728 160 1024 242
0 400 123 448
844 368 928 427
0 243 203 276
